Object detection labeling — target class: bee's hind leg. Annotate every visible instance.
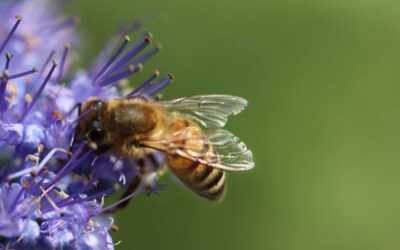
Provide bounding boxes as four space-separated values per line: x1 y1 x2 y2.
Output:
110 174 142 213
111 154 165 212
110 158 148 213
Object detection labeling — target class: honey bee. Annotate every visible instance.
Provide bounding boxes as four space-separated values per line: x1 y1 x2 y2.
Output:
76 95 254 206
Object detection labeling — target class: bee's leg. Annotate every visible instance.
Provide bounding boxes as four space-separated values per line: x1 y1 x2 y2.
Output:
110 158 146 213
156 163 167 177
111 155 164 212
153 93 163 101
110 174 142 213
66 102 82 117
68 102 82 152
137 156 164 195
93 143 114 154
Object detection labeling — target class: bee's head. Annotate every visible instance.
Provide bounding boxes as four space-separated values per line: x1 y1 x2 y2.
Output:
79 98 107 147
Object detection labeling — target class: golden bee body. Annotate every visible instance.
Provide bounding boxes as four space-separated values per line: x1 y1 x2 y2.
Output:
77 95 253 203
166 116 226 201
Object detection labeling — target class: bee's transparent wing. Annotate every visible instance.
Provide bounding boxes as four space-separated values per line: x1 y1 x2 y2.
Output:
204 129 254 171
142 128 254 172
159 95 248 129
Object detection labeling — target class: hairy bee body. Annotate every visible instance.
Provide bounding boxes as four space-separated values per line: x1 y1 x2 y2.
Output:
166 116 226 201
79 98 226 201
77 93 254 208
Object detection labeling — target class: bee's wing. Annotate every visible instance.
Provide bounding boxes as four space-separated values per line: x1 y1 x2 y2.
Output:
158 95 248 129
142 128 254 172
203 129 254 171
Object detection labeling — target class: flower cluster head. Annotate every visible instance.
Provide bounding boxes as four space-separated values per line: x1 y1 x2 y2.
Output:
0 0 171 248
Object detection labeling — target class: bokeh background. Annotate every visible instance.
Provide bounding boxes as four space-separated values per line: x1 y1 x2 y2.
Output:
68 1 400 249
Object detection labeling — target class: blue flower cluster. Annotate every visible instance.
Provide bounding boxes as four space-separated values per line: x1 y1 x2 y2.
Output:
0 0 171 248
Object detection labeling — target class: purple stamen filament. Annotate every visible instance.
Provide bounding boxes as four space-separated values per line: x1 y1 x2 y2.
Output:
20 60 57 122
126 70 159 97
0 15 22 55
130 45 161 65
7 148 71 180
98 64 142 86
144 74 174 96
56 177 97 206
93 36 131 83
8 186 25 213
101 187 145 213
105 36 151 77
8 67 38 80
44 147 92 190
0 71 10 114
57 44 70 83
59 189 113 208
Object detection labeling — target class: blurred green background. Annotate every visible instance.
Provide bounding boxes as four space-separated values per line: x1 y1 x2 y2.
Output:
68 1 400 249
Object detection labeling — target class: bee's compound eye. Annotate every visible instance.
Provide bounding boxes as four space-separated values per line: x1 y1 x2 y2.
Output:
91 101 105 112
88 128 105 142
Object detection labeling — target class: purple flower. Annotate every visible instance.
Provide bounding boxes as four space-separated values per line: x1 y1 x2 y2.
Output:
0 0 79 70
0 0 172 248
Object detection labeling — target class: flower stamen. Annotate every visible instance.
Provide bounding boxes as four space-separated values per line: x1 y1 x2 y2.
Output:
56 44 70 83
7 147 72 181
144 73 174 96
4 52 12 70
93 35 131 83
39 186 64 216
98 63 142 86
0 15 23 55
20 60 57 122
0 70 10 113
126 69 159 97
8 67 39 80
101 187 145 213
105 34 152 76
130 44 161 65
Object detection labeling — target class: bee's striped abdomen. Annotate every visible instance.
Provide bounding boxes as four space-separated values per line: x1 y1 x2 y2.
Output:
166 117 226 201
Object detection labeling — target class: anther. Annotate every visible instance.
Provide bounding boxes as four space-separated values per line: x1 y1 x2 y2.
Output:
145 35 153 44
24 94 32 103
111 225 120 232
5 52 13 70
38 144 44 154
5 83 17 102
25 154 40 176
22 181 31 189
51 110 66 121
